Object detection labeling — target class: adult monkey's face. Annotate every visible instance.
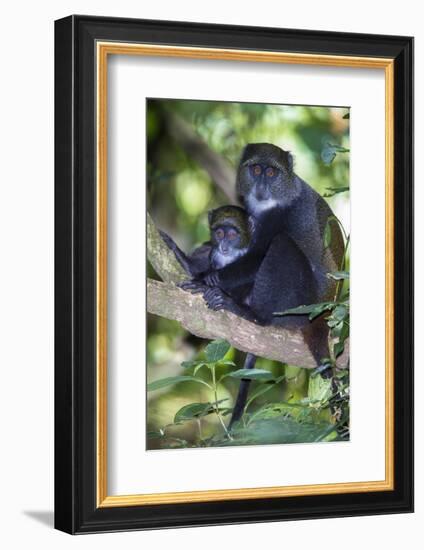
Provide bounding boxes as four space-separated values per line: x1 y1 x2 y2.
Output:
236 143 301 215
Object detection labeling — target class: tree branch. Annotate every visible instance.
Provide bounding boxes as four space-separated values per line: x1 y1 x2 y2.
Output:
148 279 348 368
165 110 238 203
147 212 349 369
147 212 187 283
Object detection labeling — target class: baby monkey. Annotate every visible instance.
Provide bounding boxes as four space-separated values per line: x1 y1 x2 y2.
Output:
160 205 255 318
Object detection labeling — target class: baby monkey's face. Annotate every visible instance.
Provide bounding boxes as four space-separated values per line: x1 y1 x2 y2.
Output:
212 224 241 255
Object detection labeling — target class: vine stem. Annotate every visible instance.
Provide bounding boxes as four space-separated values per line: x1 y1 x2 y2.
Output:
196 418 203 441
333 233 350 303
211 366 233 440
329 213 349 243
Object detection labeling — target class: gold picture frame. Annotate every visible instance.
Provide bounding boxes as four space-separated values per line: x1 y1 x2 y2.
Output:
96 42 394 508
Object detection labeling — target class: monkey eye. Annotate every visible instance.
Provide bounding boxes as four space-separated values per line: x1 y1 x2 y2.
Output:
215 228 225 240
253 164 262 176
227 229 238 240
266 166 275 178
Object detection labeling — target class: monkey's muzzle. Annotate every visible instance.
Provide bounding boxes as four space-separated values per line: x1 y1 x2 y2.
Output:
254 182 270 201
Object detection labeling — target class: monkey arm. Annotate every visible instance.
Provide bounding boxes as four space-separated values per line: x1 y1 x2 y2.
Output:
159 230 192 275
159 230 212 277
201 252 264 291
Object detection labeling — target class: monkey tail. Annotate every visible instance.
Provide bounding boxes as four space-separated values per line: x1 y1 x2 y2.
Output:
228 353 257 430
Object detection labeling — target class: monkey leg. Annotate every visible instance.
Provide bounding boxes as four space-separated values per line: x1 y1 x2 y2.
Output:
302 316 332 375
228 353 257 430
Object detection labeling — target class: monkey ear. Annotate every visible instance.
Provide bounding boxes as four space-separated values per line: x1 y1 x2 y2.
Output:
239 144 251 165
286 152 294 172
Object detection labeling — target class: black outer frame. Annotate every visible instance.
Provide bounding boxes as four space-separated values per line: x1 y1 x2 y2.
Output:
54 15 414 534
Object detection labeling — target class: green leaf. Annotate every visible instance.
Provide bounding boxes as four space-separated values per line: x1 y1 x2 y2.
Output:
174 402 214 423
309 304 335 320
193 363 208 376
327 270 350 280
216 417 337 446
204 339 231 363
323 186 350 198
174 399 229 423
308 374 332 403
218 360 236 367
181 360 200 369
328 143 350 152
333 304 348 322
334 341 345 357
335 368 349 380
321 147 337 165
327 318 343 330
246 375 286 409
147 375 210 391
333 320 349 343
275 302 334 320
181 360 208 376
321 144 350 166
229 368 274 381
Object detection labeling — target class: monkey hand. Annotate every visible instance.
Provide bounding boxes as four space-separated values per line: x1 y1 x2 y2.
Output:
203 287 230 311
178 279 208 294
201 270 220 287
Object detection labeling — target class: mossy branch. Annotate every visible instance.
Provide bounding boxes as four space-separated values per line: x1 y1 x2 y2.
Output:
147 212 187 283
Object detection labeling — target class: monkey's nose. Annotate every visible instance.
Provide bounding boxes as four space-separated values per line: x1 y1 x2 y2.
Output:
255 186 268 200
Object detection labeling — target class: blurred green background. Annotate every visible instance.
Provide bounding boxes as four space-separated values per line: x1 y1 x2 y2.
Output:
146 98 350 449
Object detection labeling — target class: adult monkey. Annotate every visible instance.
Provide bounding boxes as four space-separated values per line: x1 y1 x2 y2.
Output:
200 143 344 303
184 143 344 427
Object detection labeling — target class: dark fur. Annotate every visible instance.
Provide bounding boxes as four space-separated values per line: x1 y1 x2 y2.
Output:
199 143 344 332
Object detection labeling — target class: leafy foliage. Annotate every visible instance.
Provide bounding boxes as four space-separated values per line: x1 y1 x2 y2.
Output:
324 186 350 198
227 368 275 381
321 143 350 165
147 329 349 449
147 375 211 392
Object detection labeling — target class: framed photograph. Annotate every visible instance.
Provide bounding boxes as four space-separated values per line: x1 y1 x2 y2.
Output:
54 15 413 534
